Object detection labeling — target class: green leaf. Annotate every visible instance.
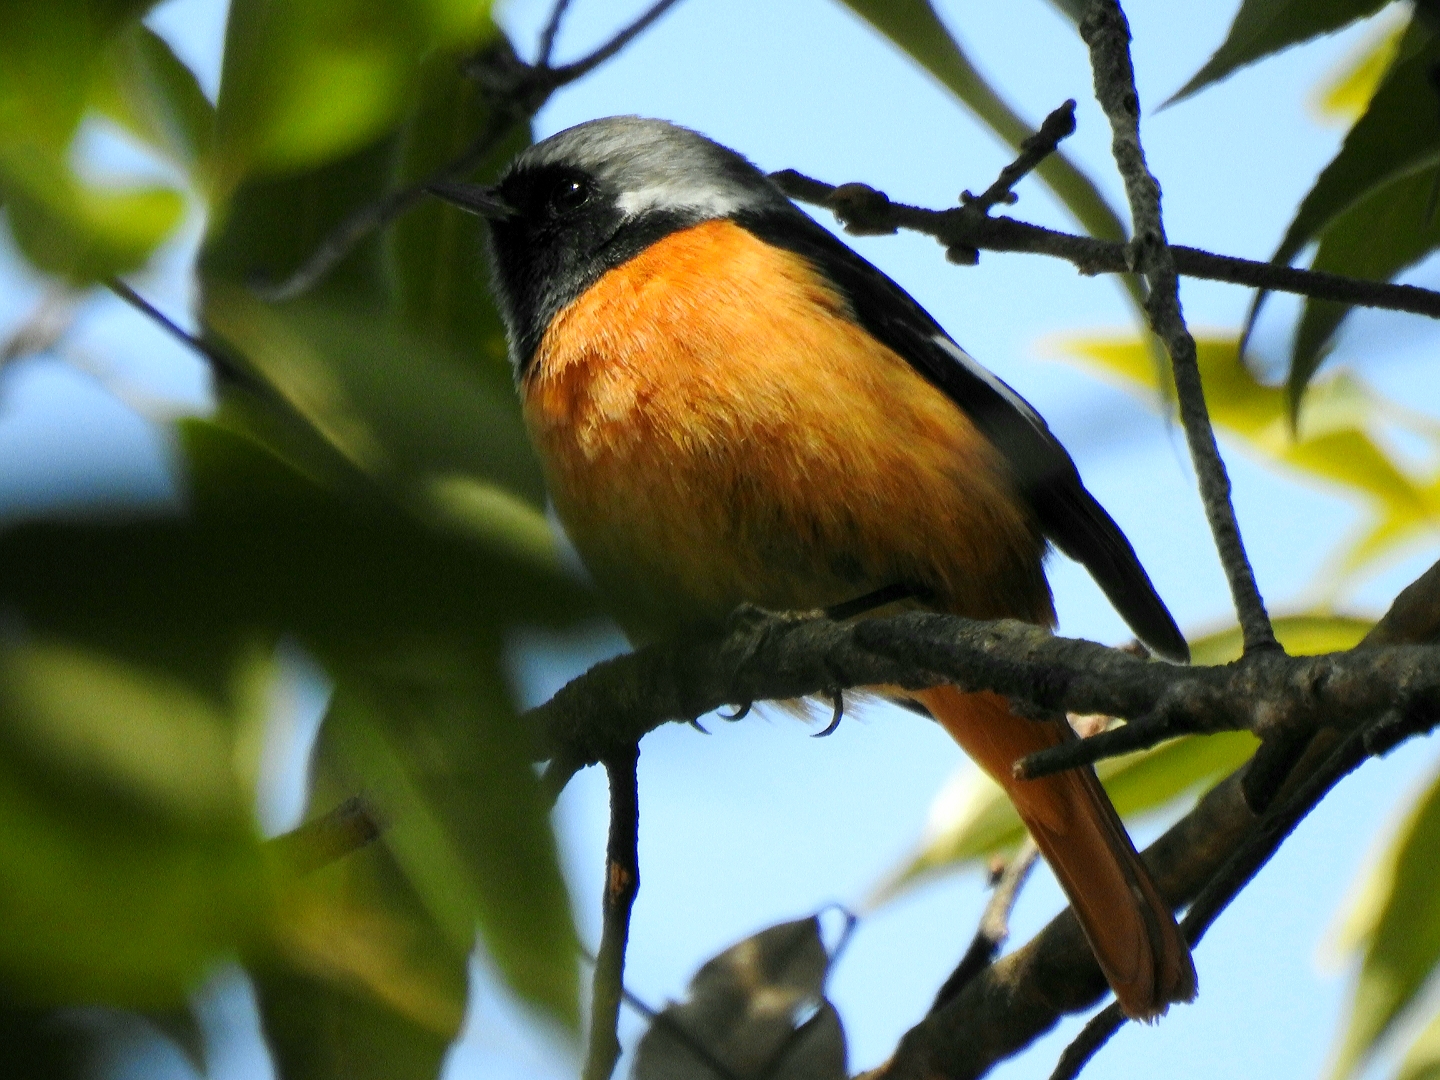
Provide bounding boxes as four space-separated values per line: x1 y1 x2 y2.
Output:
1287 163 1440 407
1313 8 1408 123
0 640 272 1008
1167 0 1389 106
1054 334 1431 519
0 1 186 281
869 728 1259 907
1329 762 1440 1079
389 46 527 368
1187 614 1372 666
256 745 470 1080
91 22 215 175
1 160 184 281
1272 15 1440 273
211 0 497 196
203 287 548 508
1396 1006 1440 1080
832 0 1129 246
326 664 579 1028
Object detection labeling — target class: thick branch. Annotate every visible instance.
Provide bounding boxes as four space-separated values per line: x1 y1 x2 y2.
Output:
527 606 1440 789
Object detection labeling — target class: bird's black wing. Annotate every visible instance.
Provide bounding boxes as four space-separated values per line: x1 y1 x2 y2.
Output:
735 206 1188 663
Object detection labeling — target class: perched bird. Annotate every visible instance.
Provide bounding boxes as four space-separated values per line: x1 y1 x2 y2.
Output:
429 116 1196 1019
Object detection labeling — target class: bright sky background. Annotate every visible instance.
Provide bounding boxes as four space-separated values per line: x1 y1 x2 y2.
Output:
3 2 1440 1079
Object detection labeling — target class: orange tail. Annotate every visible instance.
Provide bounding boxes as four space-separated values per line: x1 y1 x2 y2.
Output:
916 685 1196 1019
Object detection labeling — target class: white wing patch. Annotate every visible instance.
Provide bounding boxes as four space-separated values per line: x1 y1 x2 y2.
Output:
931 335 1048 433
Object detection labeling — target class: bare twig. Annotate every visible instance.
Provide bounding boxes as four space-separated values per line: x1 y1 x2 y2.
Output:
268 796 386 874
536 0 575 66
106 277 253 388
258 0 685 301
931 840 1040 1013
964 101 1077 218
771 171 1440 320
1083 0 1273 652
584 744 642 1080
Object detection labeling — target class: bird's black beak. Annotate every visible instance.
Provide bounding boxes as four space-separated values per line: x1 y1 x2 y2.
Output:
426 181 516 221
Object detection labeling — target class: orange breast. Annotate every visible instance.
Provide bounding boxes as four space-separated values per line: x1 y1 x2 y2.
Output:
522 219 1052 641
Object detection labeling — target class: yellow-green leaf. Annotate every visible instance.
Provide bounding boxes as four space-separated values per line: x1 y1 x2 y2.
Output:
1312 8 1407 123
1328 761 1440 1079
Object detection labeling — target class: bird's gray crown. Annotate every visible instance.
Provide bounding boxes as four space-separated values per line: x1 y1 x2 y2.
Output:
508 116 792 222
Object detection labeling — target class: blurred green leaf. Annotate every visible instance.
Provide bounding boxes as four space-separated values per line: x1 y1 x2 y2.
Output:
1188 613 1372 666
1288 163 1440 409
832 0 1129 246
326 663 578 1028
869 728 1258 908
201 131 398 302
870 614 1372 906
205 287 547 506
1055 333 1430 511
0 0 186 281
0 640 271 1008
1396 1006 1440 1080
1167 0 1389 106
1 163 184 281
211 0 497 196
91 22 215 175
1329 761 1440 1079
0 1000 110 1080
0 644 243 825
1267 15 1440 279
1313 7 1408 123
0 420 590 675
256 964 457 1080
254 734 470 1080
389 49 527 367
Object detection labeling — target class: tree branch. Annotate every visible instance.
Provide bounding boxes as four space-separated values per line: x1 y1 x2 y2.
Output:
931 841 1040 1013
1080 0 1275 654
526 603 1440 789
769 178 1440 330
584 745 642 1080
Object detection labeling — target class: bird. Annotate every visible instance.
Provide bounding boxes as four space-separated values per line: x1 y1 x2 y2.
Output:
428 115 1197 1020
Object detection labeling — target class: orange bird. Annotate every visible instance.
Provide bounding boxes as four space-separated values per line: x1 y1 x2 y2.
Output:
431 116 1196 1019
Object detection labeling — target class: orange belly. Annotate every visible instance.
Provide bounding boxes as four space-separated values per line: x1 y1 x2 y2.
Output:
520 219 1052 641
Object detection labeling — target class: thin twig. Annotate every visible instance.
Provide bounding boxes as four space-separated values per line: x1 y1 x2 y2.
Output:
964 100 1077 216
536 0 575 66
931 840 1040 1013
545 0 683 82
1081 0 1274 653
106 277 253 387
583 744 642 1080
257 0 686 301
771 171 1440 321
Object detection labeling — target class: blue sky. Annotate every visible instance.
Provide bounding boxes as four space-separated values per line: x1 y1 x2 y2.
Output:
5 2 1440 1079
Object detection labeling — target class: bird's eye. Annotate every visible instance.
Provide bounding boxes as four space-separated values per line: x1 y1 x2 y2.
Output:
547 176 591 215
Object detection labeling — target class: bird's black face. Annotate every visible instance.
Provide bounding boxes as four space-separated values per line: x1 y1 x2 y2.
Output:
448 116 797 375
483 163 621 373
